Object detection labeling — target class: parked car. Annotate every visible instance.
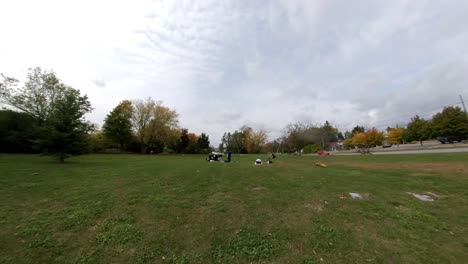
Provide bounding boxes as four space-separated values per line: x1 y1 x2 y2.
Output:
382 141 392 148
317 150 330 156
437 136 464 144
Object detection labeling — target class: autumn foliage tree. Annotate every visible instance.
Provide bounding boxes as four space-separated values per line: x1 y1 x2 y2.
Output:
221 126 268 154
242 126 268 154
173 130 210 154
386 127 406 145
349 128 384 154
186 132 198 153
131 97 155 153
128 97 179 153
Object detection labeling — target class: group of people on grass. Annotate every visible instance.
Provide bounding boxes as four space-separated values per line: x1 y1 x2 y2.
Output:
207 151 276 165
207 151 232 162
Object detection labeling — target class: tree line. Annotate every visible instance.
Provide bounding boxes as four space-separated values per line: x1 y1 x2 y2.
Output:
1 68 93 162
100 97 210 154
342 106 468 153
218 126 268 154
224 106 468 154
0 67 211 161
2 67 468 160
215 121 344 154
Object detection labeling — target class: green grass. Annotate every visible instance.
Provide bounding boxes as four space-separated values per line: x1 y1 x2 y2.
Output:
0 153 467 263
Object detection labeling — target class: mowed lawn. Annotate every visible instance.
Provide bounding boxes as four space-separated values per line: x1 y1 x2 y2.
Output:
1 153 467 264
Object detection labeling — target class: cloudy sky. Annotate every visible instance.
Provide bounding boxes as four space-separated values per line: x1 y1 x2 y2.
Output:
1 0 468 144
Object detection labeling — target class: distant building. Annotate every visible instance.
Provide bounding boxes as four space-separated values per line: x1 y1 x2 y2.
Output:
330 141 344 151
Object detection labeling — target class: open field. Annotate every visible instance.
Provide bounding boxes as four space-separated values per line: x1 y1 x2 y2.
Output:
1 153 468 263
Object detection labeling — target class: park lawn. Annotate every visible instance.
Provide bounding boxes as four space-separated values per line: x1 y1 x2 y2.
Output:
0 153 467 264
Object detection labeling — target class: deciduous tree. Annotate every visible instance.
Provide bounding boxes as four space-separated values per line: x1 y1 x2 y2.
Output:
229 130 247 153
88 131 105 153
349 128 384 154
197 133 210 153
0 67 65 124
38 87 93 162
186 132 198 153
131 97 156 153
386 127 406 145
176 129 190 153
404 115 432 146
103 100 133 151
146 103 179 152
249 129 268 153
351 125 365 135
2 68 93 161
0 110 37 153
431 106 468 139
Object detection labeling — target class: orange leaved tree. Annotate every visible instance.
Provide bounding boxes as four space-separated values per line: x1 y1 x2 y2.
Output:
350 128 384 154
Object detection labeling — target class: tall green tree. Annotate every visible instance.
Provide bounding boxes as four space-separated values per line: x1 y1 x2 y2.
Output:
176 129 190 153
344 130 353 139
103 100 133 151
88 131 105 153
221 132 231 152
218 143 225 152
320 120 338 147
337 132 345 140
2 67 94 159
351 125 365 134
229 130 247 153
39 87 93 162
197 133 210 153
0 110 37 153
431 106 468 139
283 122 309 152
404 115 432 146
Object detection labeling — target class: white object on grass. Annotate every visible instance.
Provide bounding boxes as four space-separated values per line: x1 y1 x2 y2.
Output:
349 192 363 199
407 192 434 202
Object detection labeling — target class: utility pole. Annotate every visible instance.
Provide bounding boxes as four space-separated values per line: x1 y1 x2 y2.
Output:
460 94 467 115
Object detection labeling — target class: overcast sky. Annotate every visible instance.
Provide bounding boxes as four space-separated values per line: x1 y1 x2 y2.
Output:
1 0 468 144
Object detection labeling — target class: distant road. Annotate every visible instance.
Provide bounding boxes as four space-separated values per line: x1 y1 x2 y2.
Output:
335 147 468 155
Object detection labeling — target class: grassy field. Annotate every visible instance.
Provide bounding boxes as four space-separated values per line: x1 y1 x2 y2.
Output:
1 153 467 264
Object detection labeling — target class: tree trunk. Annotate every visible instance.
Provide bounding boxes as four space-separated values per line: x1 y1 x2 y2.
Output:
59 153 65 163
420 140 423 146
140 135 146 154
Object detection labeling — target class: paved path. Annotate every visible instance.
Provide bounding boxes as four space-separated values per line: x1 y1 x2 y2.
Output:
335 147 468 155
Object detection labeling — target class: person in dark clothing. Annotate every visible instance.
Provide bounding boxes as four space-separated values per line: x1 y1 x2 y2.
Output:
224 151 232 162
